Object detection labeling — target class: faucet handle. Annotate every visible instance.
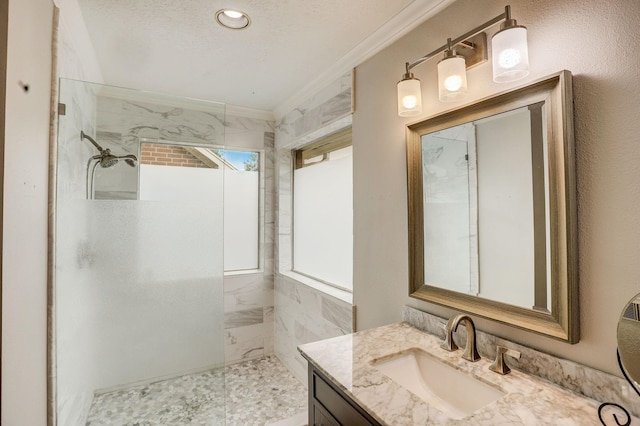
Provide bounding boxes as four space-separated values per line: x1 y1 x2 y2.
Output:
489 345 521 375
440 320 458 352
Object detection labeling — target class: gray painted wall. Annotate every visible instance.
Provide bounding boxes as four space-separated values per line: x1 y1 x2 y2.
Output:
353 0 640 376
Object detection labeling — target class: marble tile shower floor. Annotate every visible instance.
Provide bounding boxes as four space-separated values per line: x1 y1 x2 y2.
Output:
86 355 307 426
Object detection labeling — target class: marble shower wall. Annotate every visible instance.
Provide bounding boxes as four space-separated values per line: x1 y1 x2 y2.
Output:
93 94 276 366
273 72 355 384
274 274 354 384
223 127 276 365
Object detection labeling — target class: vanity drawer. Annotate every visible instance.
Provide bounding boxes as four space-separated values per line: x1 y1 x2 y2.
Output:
312 402 340 426
309 366 380 426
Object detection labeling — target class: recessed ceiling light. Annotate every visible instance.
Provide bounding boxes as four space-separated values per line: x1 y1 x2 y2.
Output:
215 9 251 30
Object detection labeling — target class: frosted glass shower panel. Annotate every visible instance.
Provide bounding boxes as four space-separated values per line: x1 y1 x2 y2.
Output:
56 198 224 394
55 79 227 426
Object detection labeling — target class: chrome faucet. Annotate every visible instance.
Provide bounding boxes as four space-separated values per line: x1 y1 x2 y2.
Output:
441 314 481 362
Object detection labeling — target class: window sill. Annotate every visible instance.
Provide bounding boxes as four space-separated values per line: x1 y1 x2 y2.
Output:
279 270 353 305
224 269 263 277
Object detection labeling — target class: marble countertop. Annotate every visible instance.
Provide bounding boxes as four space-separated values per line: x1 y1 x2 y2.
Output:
298 322 615 425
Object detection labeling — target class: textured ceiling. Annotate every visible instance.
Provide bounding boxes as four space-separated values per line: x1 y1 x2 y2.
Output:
77 0 418 113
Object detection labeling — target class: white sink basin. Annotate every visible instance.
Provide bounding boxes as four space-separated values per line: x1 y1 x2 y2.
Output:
372 348 505 419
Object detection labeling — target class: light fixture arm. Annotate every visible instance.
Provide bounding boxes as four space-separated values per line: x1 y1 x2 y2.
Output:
406 5 511 72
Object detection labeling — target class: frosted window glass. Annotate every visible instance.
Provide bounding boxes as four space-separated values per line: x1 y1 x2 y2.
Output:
293 152 353 289
140 164 259 271
139 164 222 202
224 170 259 271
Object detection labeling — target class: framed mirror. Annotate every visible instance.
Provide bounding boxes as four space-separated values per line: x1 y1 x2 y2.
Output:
618 293 640 387
407 71 578 342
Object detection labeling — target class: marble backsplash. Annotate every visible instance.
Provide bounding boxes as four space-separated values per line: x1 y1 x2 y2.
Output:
402 306 640 418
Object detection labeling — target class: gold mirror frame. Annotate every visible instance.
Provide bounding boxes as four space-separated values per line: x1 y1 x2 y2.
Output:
407 70 578 343
617 293 640 383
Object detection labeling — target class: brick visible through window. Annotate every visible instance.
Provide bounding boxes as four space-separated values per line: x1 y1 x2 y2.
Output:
141 143 211 168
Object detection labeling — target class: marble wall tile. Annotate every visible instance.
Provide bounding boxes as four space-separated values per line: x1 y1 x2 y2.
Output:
263 131 276 278
275 72 352 149
225 322 268 346
225 115 276 133
272 72 356 385
264 306 274 324
263 337 275 358
57 79 100 201
224 307 275 366
402 306 640 418
224 307 264 329
223 274 273 313
224 337 265 364
274 274 353 384
322 296 353 332
294 320 322 344
97 96 225 145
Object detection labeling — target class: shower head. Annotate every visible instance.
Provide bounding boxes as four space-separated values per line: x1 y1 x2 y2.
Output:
82 131 138 168
100 152 119 168
118 154 138 167
91 152 118 168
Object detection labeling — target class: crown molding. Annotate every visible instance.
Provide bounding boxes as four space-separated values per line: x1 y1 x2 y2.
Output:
272 0 455 121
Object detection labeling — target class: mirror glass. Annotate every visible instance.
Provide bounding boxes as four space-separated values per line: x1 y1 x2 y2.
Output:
422 103 550 311
407 71 578 342
618 293 640 385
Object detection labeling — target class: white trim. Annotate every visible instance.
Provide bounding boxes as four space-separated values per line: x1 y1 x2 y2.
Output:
280 270 353 305
272 0 456 121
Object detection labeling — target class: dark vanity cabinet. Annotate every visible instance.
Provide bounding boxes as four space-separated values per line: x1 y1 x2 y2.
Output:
308 364 382 426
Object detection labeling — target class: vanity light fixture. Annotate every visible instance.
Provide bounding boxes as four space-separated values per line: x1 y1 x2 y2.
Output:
397 5 529 117
437 38 468 102
492 9 529 82
215 9 251 30
397 70 423 117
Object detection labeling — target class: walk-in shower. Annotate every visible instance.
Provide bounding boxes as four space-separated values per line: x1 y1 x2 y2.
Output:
54 79 227 425
52 79 303 426
81 130 138 199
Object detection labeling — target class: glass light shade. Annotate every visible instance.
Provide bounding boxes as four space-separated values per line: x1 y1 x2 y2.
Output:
397 77 422 117
492 26 529 82
437 56 467 102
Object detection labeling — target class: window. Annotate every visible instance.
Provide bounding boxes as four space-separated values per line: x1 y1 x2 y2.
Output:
292 128 353 290
139 143 261 273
